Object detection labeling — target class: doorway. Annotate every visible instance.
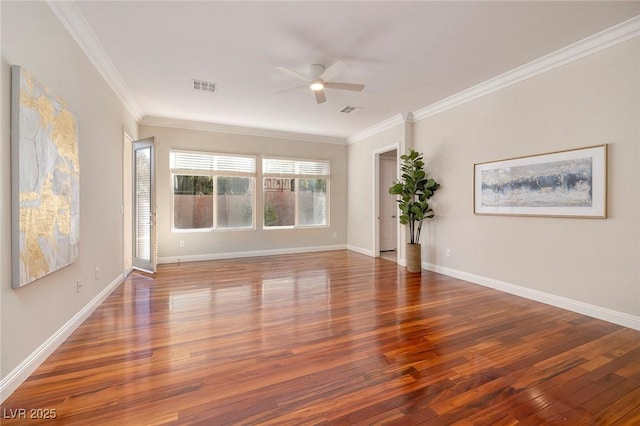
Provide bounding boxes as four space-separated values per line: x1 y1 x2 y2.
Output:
374 146 398 262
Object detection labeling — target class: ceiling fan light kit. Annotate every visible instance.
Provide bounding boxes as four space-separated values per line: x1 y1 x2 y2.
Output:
277 60 365 104
310 81 324 91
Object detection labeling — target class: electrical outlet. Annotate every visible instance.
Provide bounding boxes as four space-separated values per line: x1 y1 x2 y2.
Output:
95 267 100 280
179 240 185 247
446 248 451 257
333 232 338 239
76 279 82 293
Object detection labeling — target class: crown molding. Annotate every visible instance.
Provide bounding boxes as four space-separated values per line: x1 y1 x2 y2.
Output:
46 0 143 121
48 1 639 144
140 116 348 145
412 14 640 122
348 113 406 144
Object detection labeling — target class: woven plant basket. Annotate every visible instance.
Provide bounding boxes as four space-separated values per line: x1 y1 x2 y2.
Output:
406 244 422 273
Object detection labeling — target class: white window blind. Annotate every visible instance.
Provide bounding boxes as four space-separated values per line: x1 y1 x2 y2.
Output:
263 158 330 178
171 151 255 176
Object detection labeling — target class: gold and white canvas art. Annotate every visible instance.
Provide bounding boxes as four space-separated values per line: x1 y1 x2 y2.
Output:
11 66 80 287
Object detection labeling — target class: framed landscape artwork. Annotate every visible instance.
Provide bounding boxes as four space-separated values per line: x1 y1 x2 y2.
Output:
11 66 80 287
474 145 607 218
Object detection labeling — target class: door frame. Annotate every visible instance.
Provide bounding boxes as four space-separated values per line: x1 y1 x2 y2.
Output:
132 137 157 273
373 143 399 259
123 131 133 277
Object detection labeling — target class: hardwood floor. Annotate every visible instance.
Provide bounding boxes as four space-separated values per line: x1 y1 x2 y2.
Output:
3 250 640 425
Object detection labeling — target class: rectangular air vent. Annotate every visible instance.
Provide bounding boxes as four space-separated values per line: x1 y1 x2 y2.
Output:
339 105 362 114
193 79 217 92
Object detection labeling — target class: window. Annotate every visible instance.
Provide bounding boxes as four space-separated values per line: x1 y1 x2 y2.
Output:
170 151 255 230
263 158 329 228
173 175 214 229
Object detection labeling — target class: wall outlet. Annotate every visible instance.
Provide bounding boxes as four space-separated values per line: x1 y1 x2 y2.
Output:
446 248 451 257
179 240 185 247
333 232 338 239
95 267 100 280
76 279 82 293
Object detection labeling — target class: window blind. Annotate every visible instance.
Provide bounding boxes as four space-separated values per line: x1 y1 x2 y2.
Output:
263 158 330 178
170 151 256 176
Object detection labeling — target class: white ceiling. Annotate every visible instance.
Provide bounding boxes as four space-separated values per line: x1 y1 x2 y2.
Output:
68 1 640 142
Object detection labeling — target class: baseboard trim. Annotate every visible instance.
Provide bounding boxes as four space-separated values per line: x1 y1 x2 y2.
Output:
423 262 640 331
158 244 348 264
345 246 406 265
0 273 124 403
346 245 375 258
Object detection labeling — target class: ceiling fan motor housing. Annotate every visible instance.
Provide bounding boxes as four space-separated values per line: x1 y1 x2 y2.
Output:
309 64 325 80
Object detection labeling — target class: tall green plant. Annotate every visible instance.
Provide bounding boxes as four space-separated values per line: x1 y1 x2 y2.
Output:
389 149 440 245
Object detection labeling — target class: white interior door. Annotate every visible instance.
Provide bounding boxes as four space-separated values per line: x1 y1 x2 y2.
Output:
380 155 397 252
132 137 156 273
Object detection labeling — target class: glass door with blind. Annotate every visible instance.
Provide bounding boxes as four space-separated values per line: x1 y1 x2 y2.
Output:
132 137 156 273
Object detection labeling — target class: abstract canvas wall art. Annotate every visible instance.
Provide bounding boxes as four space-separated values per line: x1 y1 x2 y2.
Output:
474 145 607 218
11 66 80 287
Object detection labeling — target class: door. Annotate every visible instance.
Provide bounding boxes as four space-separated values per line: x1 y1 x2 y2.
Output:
379 155 397 252
132 137 157 273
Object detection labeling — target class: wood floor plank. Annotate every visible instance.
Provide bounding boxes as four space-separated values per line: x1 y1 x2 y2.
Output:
2 250 639 425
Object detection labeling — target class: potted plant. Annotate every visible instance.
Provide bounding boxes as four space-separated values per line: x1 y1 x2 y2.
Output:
389 149 440 273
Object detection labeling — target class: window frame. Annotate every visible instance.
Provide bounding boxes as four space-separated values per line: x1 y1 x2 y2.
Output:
262 156 330 229
170 150 256 232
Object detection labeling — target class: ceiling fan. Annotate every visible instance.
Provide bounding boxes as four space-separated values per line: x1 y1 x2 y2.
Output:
276 60 364 104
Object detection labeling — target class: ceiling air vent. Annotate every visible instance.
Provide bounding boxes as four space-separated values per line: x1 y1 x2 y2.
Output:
193 79 217 92
339 105 362 114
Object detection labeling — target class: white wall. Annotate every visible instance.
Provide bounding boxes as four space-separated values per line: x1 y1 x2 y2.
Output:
416 38 639 317
348 38 640 324
138 125 348 261
1 1 137 398
347 123 404 256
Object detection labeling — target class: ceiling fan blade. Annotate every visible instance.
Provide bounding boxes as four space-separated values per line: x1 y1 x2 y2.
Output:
319 60 347 82
324 82 365 92
276 66 311 83
314 89 327 104
275 85 308 94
